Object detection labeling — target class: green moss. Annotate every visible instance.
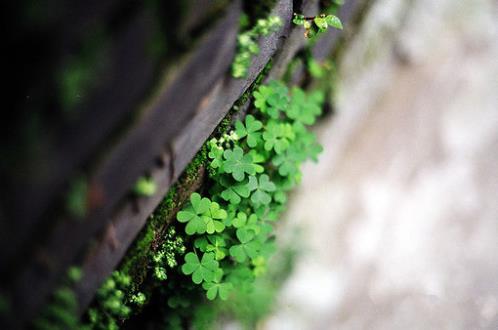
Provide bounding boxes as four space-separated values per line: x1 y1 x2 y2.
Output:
184 145 208 182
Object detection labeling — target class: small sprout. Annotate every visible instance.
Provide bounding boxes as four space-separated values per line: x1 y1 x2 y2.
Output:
293 13 342 38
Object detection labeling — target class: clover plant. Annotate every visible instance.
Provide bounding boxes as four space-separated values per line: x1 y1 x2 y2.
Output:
175 80 324 302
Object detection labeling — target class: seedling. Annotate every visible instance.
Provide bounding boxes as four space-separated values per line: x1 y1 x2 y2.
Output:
293 13 342 38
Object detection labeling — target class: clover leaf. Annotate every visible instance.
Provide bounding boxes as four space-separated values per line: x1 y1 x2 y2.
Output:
202 269 233 300
286 87 323 125
293 125 323 162
203 281 233 301
229 228 261 263
272 149 301 177
220 181 251 204
247 174 276 207
177 193 210 235
194 237 209 251
232 212 248 228
177 193 227 235
204 201 227 234
254 85 272 113
233 212 260 234
181 252 219 284
235 115 263 148
207 139 224 171
251 256 267 277
223 146 257 181
205 235 227 260
262 121 295 154
254 81 289 119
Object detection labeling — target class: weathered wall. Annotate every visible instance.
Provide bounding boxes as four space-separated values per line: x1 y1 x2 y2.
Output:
265 0 498 328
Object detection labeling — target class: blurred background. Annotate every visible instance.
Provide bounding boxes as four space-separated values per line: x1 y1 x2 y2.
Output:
264 0 498 328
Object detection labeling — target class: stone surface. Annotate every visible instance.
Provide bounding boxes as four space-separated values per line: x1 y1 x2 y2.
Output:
264 0 498 329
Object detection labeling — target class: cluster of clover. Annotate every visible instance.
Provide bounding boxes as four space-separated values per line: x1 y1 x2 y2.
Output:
177 80 324 301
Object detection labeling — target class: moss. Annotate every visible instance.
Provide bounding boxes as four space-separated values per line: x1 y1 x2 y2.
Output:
184 145 208 182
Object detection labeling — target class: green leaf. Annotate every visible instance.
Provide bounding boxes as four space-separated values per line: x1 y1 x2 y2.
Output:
191 193 210 214
272 149 301 177
254 85 273 113
248 174 276 207
229 229 261 262
181 252 219 284
308 58 324 78
177 193 211 235
292 13 305 25
133 176 157 197
254 82 289 119
208 140 224 171
247 175 276 207
262 121 294 154
232 212 247 228
235 115 263 148
205 201 227 234
223 146 257 181
285 87 323 125
220 179 251 204
177 193 227 235
314 16 328 30
206 235 227 260
202 281 233 301
325 14 343 30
